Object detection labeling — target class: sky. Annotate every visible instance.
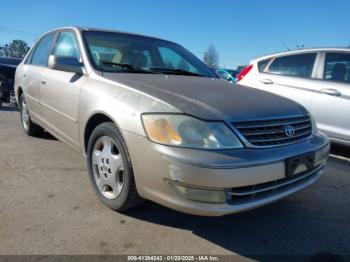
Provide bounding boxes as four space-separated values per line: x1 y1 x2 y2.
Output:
1 0 350 68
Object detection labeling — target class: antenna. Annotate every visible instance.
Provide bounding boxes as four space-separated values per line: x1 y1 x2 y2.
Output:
282 42 290 51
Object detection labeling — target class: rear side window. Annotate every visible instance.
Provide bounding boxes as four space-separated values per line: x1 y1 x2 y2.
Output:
30 33 56 67
53 31 81 60
267 53 316 78
324 53 350 83
258 58 271 72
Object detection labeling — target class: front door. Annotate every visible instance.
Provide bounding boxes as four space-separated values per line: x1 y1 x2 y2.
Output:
39 31 85 149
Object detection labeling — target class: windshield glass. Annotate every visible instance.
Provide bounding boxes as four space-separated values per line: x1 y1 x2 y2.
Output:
83 31 216 77
215 70 231 79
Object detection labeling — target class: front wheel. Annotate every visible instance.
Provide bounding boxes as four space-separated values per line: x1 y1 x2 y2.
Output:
19 94 43 136
87 122 143 211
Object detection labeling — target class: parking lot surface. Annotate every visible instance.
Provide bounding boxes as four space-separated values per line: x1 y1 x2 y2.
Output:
0 105 349 258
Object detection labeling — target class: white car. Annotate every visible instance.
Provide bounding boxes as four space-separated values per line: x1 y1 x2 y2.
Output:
237 48 350 146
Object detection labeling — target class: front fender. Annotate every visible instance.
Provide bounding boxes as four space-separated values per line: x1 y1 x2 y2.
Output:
78 76 180 154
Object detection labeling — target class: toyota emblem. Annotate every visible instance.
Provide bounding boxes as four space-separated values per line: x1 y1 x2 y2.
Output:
284 125 295 137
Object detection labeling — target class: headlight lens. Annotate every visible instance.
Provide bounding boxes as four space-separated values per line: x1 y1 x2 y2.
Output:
142 114 243 149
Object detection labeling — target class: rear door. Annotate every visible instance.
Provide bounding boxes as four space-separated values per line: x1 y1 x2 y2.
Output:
310 52 350 143
40 30 85 149
255 52 320 112
21 32 56 120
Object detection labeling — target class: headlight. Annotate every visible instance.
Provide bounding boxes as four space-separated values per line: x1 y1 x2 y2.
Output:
141 114 243 149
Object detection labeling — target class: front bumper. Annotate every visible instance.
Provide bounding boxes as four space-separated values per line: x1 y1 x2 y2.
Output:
123 131 330 216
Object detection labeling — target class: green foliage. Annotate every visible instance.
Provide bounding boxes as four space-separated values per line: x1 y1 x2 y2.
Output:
1 40 30 58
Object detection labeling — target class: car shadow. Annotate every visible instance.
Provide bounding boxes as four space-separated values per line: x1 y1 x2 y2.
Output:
123 199 347 259
125 200 342 261
36 131 57 141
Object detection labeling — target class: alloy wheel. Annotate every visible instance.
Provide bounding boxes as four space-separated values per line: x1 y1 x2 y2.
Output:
92 136 125 199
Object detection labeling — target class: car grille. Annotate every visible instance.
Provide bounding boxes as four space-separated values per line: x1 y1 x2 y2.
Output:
227 165 322 204
233 115 312 147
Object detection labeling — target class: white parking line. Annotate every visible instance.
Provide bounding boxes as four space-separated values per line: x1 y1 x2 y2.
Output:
330 154 350 164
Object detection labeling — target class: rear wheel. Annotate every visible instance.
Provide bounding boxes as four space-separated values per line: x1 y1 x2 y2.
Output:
87 122 143 211
19 94 43 136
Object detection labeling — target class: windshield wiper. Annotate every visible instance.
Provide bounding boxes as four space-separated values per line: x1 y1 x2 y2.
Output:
149 67 206 77
99 62 204 76
99 61 161 74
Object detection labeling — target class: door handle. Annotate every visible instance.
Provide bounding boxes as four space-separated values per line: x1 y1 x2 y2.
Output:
23 74 27 78
320 88 341 97
41 81 46 84
260 79 274 85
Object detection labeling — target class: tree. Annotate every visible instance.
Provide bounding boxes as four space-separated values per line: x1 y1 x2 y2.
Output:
203 44 219 68
7 40 30 58
1 44 10 57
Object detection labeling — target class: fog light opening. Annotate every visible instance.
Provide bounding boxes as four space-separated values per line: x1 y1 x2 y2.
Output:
168 180 226 204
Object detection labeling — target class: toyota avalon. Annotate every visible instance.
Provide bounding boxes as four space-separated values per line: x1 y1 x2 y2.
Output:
15 27 330 216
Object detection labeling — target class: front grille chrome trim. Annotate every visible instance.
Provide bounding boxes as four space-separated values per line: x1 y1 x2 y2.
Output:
227 165 323 205
234 117 310 129
227 165 322 196
249 129 311 143
232 115 312 148
243 123 311 136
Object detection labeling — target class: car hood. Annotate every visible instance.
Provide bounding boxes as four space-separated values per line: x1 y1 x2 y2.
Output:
0 57 22 67
102 73 308 122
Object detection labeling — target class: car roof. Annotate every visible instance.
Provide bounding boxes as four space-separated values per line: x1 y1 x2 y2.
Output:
251 47 350 63
42 26 177 45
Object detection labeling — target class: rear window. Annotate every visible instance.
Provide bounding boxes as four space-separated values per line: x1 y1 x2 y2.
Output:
258 58 271 72
324 52 350 83
267 53 316 78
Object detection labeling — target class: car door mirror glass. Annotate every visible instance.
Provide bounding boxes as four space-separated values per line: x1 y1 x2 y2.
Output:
48 55 83 74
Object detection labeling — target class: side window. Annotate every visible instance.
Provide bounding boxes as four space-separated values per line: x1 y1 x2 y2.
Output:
24 47 36 64
30 33 56 67
53 31 80 60
324 53 350 83
258 58 271 72
158 47 198 73
267 53 316 78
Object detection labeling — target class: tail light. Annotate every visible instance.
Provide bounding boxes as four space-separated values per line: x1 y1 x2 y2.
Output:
236 64 253 82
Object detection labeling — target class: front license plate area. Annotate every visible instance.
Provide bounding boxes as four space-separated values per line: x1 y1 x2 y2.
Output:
286 152 315 177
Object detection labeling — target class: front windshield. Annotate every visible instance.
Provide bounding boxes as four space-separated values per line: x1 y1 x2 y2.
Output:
83 31 216 77
215 70 231 79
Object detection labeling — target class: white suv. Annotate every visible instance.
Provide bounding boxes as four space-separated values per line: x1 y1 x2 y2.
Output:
237 48 350 146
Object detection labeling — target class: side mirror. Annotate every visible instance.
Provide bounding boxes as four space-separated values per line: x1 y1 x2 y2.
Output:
48 55 84 74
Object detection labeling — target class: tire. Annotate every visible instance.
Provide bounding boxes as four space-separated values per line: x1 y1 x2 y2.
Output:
87 122 143 211
19 94 43 136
